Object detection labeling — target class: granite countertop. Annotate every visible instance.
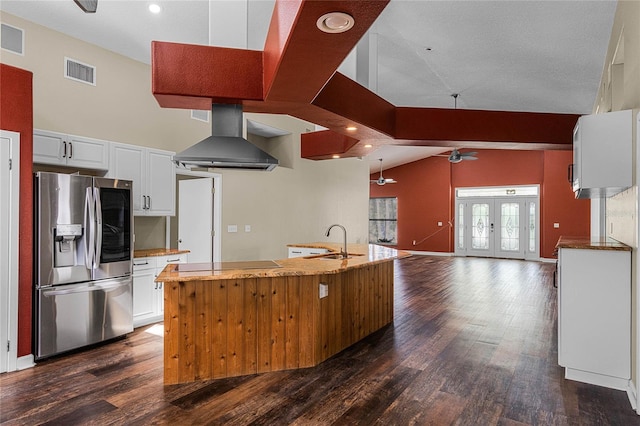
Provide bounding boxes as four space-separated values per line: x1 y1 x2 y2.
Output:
555 236 632 252
134 248 190 258
156 243 410 282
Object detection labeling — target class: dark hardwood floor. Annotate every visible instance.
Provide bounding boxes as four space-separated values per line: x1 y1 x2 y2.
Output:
2 256 638 425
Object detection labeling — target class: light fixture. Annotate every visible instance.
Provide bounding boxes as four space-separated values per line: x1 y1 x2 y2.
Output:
346 126 357 131
332 154 341 159
364 144 372 148
149 3 161 14
317 12 355 34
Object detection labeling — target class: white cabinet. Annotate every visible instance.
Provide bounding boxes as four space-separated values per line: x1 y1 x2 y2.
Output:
571 109 632 198
557 247 630 390
132 257 157 326
288 246 329 258
132 253 188 327
33 129 109 170
108 142 176 216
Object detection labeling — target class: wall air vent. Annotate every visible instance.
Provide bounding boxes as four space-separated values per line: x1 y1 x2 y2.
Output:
64 57 96 86
191 110 210 123
1 23 24 55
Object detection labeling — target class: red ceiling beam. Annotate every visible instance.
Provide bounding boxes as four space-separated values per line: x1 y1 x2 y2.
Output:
300 130 359 159
150 0 579 160
262 0 390 103
151 41 263 109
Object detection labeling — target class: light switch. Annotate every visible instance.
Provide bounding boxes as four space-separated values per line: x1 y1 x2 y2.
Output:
245 225 251 232
553 223 560 229
227 224 238 233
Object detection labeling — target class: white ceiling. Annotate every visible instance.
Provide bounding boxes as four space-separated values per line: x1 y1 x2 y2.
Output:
0 0 617 173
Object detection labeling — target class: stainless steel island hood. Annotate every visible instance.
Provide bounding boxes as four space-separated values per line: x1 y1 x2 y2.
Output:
174 104 278 171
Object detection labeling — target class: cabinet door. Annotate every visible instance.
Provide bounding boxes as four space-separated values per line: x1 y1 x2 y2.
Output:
109 143 146 215
33 130 65 165
146 149 176 216
65 135 109 170
132 269 158 327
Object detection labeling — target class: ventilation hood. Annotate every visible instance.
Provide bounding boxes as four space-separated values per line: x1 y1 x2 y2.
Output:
173 104 279 171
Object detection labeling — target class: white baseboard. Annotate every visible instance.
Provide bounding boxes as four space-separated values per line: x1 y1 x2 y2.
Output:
407 250 454 257
16 354 35 370
539 257 558 263
565 368 629 392
627 380 638 413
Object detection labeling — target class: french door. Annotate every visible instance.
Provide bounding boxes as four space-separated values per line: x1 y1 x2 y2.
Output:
455 195 539 259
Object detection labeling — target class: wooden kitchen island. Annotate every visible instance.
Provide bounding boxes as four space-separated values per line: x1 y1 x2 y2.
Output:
156 243 407 384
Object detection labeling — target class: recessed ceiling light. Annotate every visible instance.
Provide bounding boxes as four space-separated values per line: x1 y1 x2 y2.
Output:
332 154 341 159
149 4 161 14
364 144 372 148
317 12 355 34
346 126 357 131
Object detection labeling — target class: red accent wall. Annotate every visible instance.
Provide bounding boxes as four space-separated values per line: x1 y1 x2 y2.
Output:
1 64 34 357
370 149 589 258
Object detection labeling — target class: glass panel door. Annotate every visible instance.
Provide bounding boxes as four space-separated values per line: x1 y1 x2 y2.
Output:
455 195 539 259
466 199 494 257
495 198 525 259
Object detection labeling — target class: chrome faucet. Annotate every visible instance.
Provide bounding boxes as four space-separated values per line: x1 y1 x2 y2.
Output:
325 224 348 259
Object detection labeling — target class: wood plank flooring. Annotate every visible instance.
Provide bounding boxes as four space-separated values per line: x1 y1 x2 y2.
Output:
2 256 638 425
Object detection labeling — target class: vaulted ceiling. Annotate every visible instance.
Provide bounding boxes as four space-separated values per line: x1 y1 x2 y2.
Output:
0 0 617 171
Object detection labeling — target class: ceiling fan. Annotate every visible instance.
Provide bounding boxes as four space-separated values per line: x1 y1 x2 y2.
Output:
370 159 397 186
435 148 478 163
74 0 98 13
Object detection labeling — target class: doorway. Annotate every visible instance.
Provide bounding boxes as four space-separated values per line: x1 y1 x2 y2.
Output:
170 169 222 263
455 186 540 260
1 130 20 372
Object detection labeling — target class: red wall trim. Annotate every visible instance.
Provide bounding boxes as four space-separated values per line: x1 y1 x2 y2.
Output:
300 130 359 159
1 64 34 357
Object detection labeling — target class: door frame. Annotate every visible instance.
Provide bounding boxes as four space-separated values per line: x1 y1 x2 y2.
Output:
1 130 20 372
454 185 540 260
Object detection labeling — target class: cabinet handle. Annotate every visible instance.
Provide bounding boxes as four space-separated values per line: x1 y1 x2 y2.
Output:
62 141 67 158
292 250 302 254
166 258 180 263
148 196 151 210
158 282 163 290
133 261 149 266
69 142 73 159
154 282 158 290
567 164 574 184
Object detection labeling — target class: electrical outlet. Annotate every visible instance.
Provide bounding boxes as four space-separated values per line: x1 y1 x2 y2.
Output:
437 221 443 227
553 223 560 229
245 225 251 232
319 283 328 299
227 224 238 233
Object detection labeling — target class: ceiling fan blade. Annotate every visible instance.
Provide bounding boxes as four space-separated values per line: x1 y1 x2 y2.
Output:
461 156 478 161
74 0 98 13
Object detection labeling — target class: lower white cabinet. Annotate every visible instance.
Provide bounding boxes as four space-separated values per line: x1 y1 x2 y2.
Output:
557 247 630 390
288 246 329 258
133 253 188 327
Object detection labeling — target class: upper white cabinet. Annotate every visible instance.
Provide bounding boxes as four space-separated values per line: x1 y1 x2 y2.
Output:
571 109 632 198
108 142 176 216
33 129 109 170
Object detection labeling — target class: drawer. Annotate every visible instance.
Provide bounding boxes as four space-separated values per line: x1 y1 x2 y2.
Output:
133 257 156 273
157 253 188 266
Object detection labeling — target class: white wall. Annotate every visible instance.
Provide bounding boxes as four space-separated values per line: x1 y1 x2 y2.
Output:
0 12 370 260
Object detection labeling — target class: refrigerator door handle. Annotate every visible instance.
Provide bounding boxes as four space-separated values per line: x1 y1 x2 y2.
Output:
84 187 95 270
94 187 102 268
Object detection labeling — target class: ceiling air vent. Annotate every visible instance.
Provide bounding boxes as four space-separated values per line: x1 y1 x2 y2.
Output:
64 57 96 86
191 110 210 123
1 23 24 55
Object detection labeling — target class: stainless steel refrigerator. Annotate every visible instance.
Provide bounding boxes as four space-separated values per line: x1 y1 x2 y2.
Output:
34 172 134 359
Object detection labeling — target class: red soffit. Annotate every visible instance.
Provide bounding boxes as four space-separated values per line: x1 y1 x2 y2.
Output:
301 130 359 160
152 41 264 109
